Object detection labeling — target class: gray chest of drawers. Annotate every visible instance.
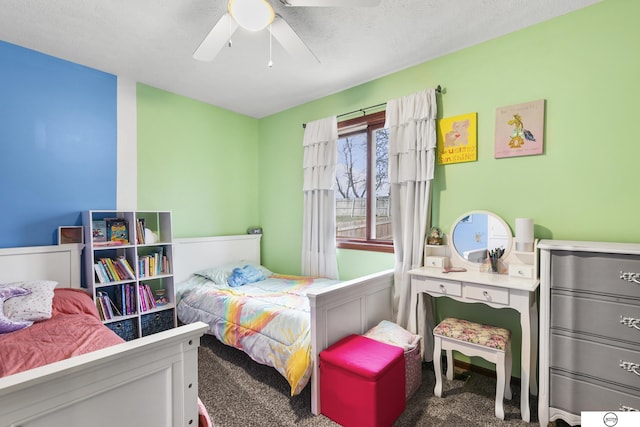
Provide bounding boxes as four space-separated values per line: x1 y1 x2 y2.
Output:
538 240 640 426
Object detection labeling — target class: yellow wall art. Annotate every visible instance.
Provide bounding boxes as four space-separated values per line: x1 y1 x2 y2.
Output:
437 112 477 165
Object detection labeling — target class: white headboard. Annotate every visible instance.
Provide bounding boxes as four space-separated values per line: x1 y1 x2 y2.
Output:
173 234 261 283
0 243 84 288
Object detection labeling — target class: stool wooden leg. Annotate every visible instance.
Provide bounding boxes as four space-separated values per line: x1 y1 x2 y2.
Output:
433 336 443 397
504 342 512 400
433 319 513 421
445 348 454 380
495 351 506 420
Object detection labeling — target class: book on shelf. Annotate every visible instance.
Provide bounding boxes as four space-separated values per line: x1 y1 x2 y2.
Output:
117 256 136 280
162 255 170 274
138 247 167 278
100 258 118 282
106 217 129 244
114 285 126 315
140 283 156 310
136 218 145 244
114 283 136 316
94 263 107 283
95 257 136 283
97 259 115 282
138 283 157 312
93 240 127 247
92 220 107 243
96 291 122 321
95 296 106 320
139 284 147 312
124 284 131 315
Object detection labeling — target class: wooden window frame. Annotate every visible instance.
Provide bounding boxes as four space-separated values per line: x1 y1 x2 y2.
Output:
336 110 394 253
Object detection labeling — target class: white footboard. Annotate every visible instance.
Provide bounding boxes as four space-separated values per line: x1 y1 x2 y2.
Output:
0 322 209 427
308 268 394 415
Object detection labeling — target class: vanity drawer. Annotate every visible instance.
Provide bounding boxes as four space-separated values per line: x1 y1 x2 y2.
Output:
551 252 640 298
412 276 461 297
551 292 640 343
463 283 509 305
508 263 534 279
425 256 448 268
551 333 640 388
550 371 640 414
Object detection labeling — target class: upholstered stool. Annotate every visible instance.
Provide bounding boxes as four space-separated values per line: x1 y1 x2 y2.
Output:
320 334 406 427
433 318 512 420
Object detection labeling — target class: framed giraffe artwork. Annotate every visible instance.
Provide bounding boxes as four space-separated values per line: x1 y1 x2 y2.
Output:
495 99 545 159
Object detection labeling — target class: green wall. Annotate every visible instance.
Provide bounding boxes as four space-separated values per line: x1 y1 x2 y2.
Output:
260 0 640 275
257 0 638 374
137 84 260 237
137 0 637 376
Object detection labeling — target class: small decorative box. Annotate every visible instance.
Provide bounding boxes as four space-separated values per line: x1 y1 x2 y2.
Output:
425 256 448 268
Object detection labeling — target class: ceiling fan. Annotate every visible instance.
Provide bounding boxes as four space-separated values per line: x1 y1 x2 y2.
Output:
193 0 381 64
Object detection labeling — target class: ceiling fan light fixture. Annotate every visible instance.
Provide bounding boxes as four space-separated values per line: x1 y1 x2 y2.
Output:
228 0 275 32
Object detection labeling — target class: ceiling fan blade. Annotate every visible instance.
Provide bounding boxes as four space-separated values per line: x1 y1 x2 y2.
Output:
193 13 239 62
270 16 320 64
279 0 381 6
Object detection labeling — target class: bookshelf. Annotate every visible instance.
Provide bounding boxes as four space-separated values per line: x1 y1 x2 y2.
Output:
82 210 176 341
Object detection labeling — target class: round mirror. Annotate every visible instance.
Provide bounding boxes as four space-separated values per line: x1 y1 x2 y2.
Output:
449 210 512 266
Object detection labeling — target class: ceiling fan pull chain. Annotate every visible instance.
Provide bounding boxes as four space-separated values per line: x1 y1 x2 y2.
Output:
228 14 233 47
268 24 273 68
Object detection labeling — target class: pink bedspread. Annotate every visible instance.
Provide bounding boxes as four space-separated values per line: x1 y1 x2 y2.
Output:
0 288 212 427
0 288 124 378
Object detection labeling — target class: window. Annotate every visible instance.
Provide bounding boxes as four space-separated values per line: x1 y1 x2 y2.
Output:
335 111 393 252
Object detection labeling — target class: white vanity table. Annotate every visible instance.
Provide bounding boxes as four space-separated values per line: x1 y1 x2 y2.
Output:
408 211 540 422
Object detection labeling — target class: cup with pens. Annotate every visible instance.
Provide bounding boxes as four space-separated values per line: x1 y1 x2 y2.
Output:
487 247 505 273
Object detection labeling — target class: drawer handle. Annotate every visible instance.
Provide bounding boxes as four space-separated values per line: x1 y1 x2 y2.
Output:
619 404 639 412
482 290 492 301
620 316 640 330
619 360 640 376
439 284 447 294
620 271 640 284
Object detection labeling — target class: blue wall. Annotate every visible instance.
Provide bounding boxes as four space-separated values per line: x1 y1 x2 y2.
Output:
0 41 117 248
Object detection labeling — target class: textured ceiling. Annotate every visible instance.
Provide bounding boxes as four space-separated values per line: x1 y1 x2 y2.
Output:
0 0 600 118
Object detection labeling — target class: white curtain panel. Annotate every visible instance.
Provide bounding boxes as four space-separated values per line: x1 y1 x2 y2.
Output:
301 116 339 279
386 88 437 360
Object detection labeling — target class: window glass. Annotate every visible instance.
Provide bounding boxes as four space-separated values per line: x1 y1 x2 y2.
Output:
335 111 392 252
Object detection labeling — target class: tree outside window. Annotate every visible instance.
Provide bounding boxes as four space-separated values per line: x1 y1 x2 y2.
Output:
335 111 393 252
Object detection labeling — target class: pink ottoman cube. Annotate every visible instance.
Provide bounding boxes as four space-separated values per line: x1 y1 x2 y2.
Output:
320 334 406 427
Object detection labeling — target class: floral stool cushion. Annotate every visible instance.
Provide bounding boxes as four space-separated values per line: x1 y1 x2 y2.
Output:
433 317 511 351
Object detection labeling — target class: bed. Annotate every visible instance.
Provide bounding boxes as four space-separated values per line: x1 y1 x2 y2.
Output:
173 234 394 415
0 243 209 427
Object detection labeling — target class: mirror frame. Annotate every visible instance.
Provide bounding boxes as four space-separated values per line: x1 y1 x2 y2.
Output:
448 210 513 269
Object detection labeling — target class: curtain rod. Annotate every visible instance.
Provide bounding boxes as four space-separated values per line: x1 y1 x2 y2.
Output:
302 85 442 128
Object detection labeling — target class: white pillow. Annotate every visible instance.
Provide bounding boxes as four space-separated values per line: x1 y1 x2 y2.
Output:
364 320 421 351
1 280 58 322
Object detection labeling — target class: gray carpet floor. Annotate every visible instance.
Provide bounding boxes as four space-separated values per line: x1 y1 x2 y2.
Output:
197 334 541 426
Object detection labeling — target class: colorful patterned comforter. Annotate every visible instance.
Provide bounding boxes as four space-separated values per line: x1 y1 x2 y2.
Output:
176 273 339 395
